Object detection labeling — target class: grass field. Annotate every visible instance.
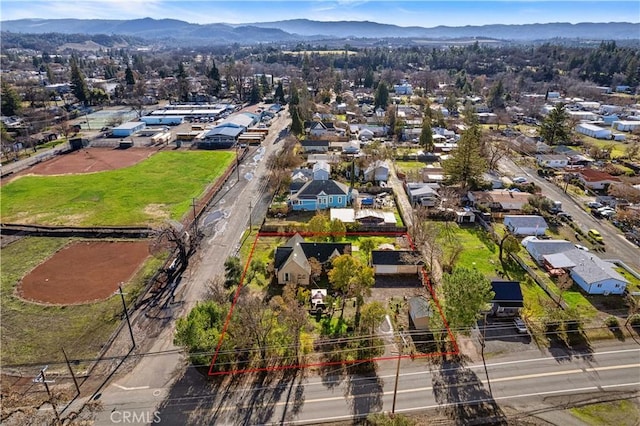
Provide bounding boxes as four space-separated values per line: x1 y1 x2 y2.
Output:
569 399 640 426
1 151 235 226
0 237 162 365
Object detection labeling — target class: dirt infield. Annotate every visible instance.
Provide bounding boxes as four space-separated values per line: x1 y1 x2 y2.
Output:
6 147 159 181
18 240 150 305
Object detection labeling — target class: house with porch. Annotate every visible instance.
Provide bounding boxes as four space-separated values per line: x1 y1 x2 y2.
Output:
289 179 352 211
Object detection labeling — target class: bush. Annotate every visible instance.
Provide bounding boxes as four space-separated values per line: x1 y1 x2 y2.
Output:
629 314 640 326
605 316 619 328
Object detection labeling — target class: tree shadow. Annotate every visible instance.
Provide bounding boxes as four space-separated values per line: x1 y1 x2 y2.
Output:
345 363 383 422
546 321 594 363
156 366 305 425
431 359 507 425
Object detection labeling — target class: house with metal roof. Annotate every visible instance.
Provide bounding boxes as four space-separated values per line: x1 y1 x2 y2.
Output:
504 215 548 236
408 296 432 330
489 280 524 317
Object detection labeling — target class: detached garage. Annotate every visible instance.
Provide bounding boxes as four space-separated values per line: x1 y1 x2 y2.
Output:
408 296 432 330
371 250 423 275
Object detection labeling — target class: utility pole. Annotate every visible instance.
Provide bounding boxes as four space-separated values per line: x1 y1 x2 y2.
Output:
61 347 80 395
236 144 241 181
115 285 135 349
391 332 405 416
248 200 252 230
191 197 199 236
33 366 61 424
480 313 492 396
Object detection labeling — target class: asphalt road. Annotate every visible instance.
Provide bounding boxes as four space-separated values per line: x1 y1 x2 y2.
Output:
498 157 640 271
119 341 640 425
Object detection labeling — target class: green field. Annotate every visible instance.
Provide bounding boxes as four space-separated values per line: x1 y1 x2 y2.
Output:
1 151 235 226
0 237 162 365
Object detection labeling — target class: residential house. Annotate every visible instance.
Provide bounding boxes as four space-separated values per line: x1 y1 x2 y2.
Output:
504 215 548 236
521 238 575 264
290 168 313 194
300 140 329 154
358 128 375 141
274 234 351 285
313 161 331 181
363 160 390 183
542 249 628 295
489 280 524 317
536 154 569 169
406 183 440 207
307 121 337 138
467 190 531 212
371 250 423 275
408 296 432 330
577 169 621 191
289 179 352 211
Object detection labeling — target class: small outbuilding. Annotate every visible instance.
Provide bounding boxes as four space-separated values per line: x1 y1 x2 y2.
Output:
112 121 146 137
408 296 432 330
371 250 423 275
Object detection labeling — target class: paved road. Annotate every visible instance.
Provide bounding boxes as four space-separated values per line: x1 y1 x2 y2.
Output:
112 341 640 425
82 108 291 424
498 157 640 271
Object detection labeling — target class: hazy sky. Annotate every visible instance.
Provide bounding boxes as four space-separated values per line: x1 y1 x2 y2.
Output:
1 1 638 26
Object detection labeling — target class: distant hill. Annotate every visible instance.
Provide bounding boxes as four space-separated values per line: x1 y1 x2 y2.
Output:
1 18 638 45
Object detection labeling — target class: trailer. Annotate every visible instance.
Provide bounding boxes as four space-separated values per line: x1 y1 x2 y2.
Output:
140 116 184 126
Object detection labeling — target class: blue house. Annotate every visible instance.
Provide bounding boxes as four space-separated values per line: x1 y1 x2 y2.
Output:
289 180 351 211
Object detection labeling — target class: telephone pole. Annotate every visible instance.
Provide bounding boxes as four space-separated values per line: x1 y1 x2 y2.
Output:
115 285 135 349
34 366 61 424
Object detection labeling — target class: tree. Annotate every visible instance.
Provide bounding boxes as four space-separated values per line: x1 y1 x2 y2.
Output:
274 81 285 104
328 218 346 241
207 60 221 96
499 233 520 263
224 256 243 288
70 57 89 105
249 80 261 104
289 105 304 136
176 62 190 102
374 81 389 109
125 65 135 86
442 267 494 333
307 212 330 238
419 116 434 152
359 239 376 264
1 81 22 116
360 301 386 335
539 103 570 145
487 79 505 109
442 122 487 190
174 300 229 366
328 254 374 324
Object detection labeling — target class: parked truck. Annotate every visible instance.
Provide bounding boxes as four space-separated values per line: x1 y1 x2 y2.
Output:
549 200 562 213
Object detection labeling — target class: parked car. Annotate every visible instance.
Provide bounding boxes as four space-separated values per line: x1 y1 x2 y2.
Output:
512 176 528 184
574 244 589 252
514 318 528 334
587 201 603 209
588 229 604 243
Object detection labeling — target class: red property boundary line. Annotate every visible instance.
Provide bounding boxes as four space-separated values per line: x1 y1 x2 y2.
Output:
208 231 458 376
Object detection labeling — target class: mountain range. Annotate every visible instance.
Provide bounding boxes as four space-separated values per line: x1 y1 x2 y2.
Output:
1 18 638 45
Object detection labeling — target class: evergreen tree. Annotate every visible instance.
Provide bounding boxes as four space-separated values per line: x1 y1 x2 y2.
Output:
290 106 304 135
274 81 285 104
539 103 570 145
1 81 22 116
419 115 434 152
176 62 190 102
374 82 389 109
289 85 300 106
249 80 261 104
487 79 505 109
442 120 487 189
125 66 135 86
70 57 89 105
208 60 221 96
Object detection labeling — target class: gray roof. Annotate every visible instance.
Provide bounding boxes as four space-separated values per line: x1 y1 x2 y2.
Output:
563 249 628 285
294 179 349 199
204 126 244 138
504 215 548 228
522 239 575 257
408 296 432 320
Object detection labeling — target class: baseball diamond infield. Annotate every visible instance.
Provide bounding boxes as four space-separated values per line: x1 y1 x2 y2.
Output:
18 240 150 305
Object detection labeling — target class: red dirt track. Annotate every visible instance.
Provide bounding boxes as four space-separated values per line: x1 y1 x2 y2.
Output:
19 241 150 305
6 147 159 181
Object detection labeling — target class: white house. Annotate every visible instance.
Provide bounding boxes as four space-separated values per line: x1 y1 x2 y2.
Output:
575 123 612 140
363 160 390 183
522 238 576 264
504 215 548 236
536 154 569 168
406 183 440 207
312 161 331 181
544 250 628 295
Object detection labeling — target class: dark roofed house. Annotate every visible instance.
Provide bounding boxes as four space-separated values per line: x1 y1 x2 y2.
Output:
489 280 524 317
371 250 423 275
289 179 351 211
300 139 330 153
274 233 351 285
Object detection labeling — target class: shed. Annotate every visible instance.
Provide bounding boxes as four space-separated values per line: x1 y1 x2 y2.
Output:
408 297 432 330
112 121 146 137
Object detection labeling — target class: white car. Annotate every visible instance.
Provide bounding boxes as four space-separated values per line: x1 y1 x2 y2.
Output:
514 318 528 334
575 244 589 252
512 176 528 184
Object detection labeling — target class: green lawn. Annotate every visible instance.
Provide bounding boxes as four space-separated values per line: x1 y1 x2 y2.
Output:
450 225 500 277
1 151 235 226
395 161 427 174
579 136 628 158
570 400 640 426
0 237 162 365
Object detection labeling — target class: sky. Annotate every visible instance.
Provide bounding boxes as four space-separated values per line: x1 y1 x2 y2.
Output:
1 1 639 27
